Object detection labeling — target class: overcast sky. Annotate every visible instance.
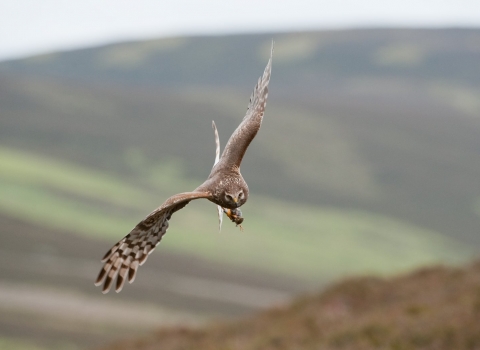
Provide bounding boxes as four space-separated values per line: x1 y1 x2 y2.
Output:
1 0 480 61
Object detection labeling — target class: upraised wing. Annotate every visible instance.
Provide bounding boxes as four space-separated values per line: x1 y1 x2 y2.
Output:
212 120 224 231
212 120 221 166
95 191 212 293
217 42 273 170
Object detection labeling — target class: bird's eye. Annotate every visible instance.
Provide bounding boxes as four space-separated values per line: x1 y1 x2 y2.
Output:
238 192 244 199
225 194 233 201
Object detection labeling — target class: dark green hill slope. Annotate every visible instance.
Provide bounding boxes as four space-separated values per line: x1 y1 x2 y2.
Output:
2 29 480 88
2 28 480 245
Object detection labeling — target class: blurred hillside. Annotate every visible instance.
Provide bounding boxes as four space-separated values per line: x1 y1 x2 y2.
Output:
102 260 480 350
2 29 480 247
2 29 480 88
0 29 480 349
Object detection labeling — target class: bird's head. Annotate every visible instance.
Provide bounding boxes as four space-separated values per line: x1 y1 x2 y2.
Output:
223 189 246 208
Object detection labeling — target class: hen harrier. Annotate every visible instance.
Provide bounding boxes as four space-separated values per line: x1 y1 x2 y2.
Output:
95 43 273 293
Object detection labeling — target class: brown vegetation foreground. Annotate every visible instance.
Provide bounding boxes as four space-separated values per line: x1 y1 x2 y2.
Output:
102 261 480 350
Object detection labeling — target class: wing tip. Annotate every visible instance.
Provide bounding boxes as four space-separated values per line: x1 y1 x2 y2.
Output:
260 40 273 86
267 40 274 69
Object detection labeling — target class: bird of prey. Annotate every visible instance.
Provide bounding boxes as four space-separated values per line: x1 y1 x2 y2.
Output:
95 43 273 293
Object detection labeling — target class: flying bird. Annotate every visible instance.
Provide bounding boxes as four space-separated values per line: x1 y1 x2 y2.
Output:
95 43 273 293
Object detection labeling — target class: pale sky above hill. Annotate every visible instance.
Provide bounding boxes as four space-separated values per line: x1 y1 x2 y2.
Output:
1 0 479 61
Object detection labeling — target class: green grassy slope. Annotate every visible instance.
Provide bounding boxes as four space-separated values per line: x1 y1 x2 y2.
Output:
1 146 468 282
2 61 480 247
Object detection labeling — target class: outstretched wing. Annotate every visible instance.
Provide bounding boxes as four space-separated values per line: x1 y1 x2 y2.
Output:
95 191 212 293
217 42 273 170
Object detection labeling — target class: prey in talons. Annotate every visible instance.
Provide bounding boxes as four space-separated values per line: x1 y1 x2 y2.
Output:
224 207 244 230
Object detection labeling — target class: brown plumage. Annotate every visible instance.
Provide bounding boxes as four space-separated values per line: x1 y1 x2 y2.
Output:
95 43 273 293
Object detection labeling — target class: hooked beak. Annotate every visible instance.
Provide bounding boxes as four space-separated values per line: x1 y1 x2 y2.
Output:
232 197 239 207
